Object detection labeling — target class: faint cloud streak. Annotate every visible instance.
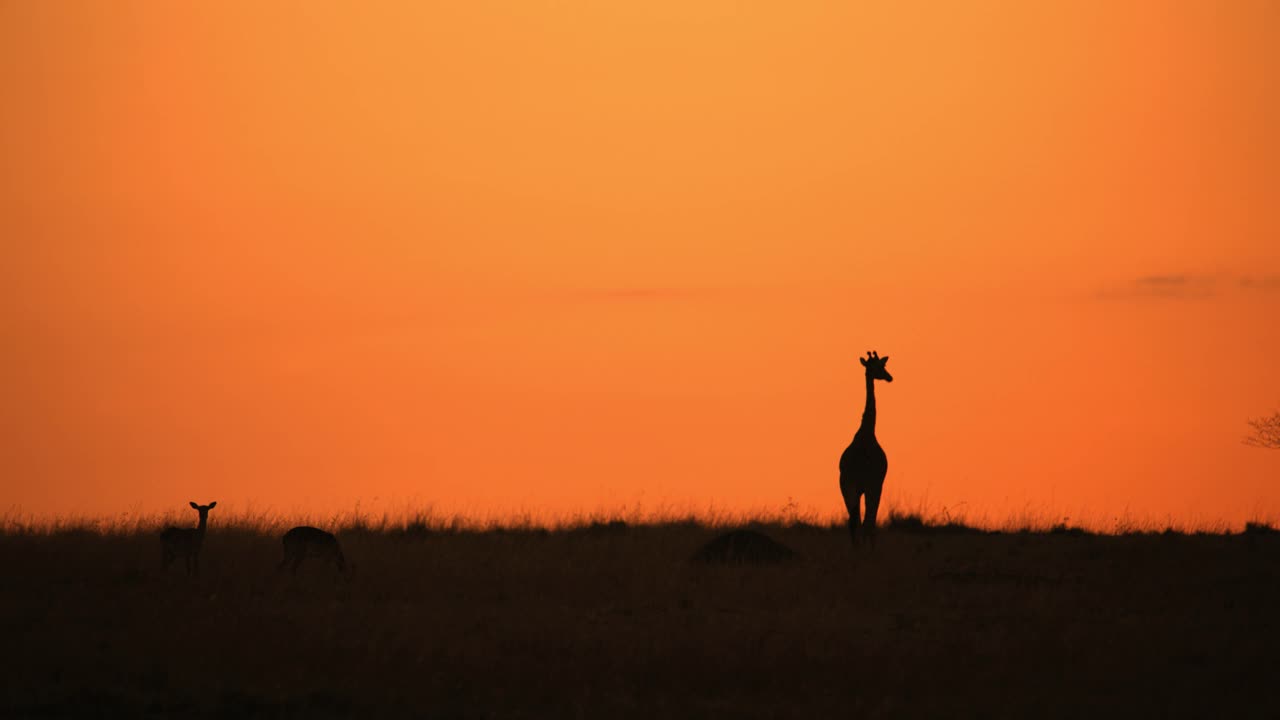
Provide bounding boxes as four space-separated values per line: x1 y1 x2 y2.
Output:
560 288 720 302
1095 272 1280 301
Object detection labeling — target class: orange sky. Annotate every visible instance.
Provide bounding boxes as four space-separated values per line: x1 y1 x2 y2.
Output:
3 1 1279 525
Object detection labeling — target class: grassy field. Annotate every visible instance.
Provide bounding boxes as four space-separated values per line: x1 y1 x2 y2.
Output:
3 513 1278 718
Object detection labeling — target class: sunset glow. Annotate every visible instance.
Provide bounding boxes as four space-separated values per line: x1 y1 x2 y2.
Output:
4 1 1278 525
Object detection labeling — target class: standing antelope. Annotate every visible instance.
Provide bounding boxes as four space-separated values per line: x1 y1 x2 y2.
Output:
160 501 217 575
279 526 347 575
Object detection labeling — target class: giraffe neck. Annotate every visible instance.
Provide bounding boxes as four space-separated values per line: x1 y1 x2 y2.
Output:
858 373 876 436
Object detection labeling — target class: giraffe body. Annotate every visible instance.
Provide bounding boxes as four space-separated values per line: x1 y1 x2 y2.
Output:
839 352 893 547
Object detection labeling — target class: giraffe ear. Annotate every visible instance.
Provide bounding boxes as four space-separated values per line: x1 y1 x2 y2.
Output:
859 357 867 366
189 501 199 509
207 501 217 509
881 356 889 363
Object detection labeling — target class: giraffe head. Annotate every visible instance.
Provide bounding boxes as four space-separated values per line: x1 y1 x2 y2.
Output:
860 351 893 382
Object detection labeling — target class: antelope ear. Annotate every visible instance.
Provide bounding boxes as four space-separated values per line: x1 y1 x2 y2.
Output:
207 501 217 509
189 501 199 509
859 357 867 366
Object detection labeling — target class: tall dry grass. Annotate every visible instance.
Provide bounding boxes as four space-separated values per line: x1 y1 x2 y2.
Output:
1 497 1265 539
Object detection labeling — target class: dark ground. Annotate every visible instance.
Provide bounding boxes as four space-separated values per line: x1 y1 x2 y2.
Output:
3 518 1278 718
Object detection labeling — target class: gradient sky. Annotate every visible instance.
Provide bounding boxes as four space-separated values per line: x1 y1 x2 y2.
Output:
3 1 1279 525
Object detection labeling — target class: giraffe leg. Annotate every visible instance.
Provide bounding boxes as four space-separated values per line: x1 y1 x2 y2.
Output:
844 490 862 548
864 486 883 550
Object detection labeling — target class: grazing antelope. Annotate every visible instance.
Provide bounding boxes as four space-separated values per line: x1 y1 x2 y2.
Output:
279 526 347 575
160 501 216 575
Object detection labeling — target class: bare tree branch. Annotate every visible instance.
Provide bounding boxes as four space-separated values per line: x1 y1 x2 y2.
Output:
1245 411 1280 450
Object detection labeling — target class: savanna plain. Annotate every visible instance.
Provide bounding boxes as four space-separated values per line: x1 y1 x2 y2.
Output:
3 509 1278 719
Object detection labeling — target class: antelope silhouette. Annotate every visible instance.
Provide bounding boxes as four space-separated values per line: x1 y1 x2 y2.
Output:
160 501 216 575
278 526 347 575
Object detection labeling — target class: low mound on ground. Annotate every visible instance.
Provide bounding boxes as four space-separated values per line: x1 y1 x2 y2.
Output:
692 529 797 564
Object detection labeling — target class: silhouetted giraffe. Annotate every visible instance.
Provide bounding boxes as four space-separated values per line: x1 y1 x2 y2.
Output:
839 351 893 547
